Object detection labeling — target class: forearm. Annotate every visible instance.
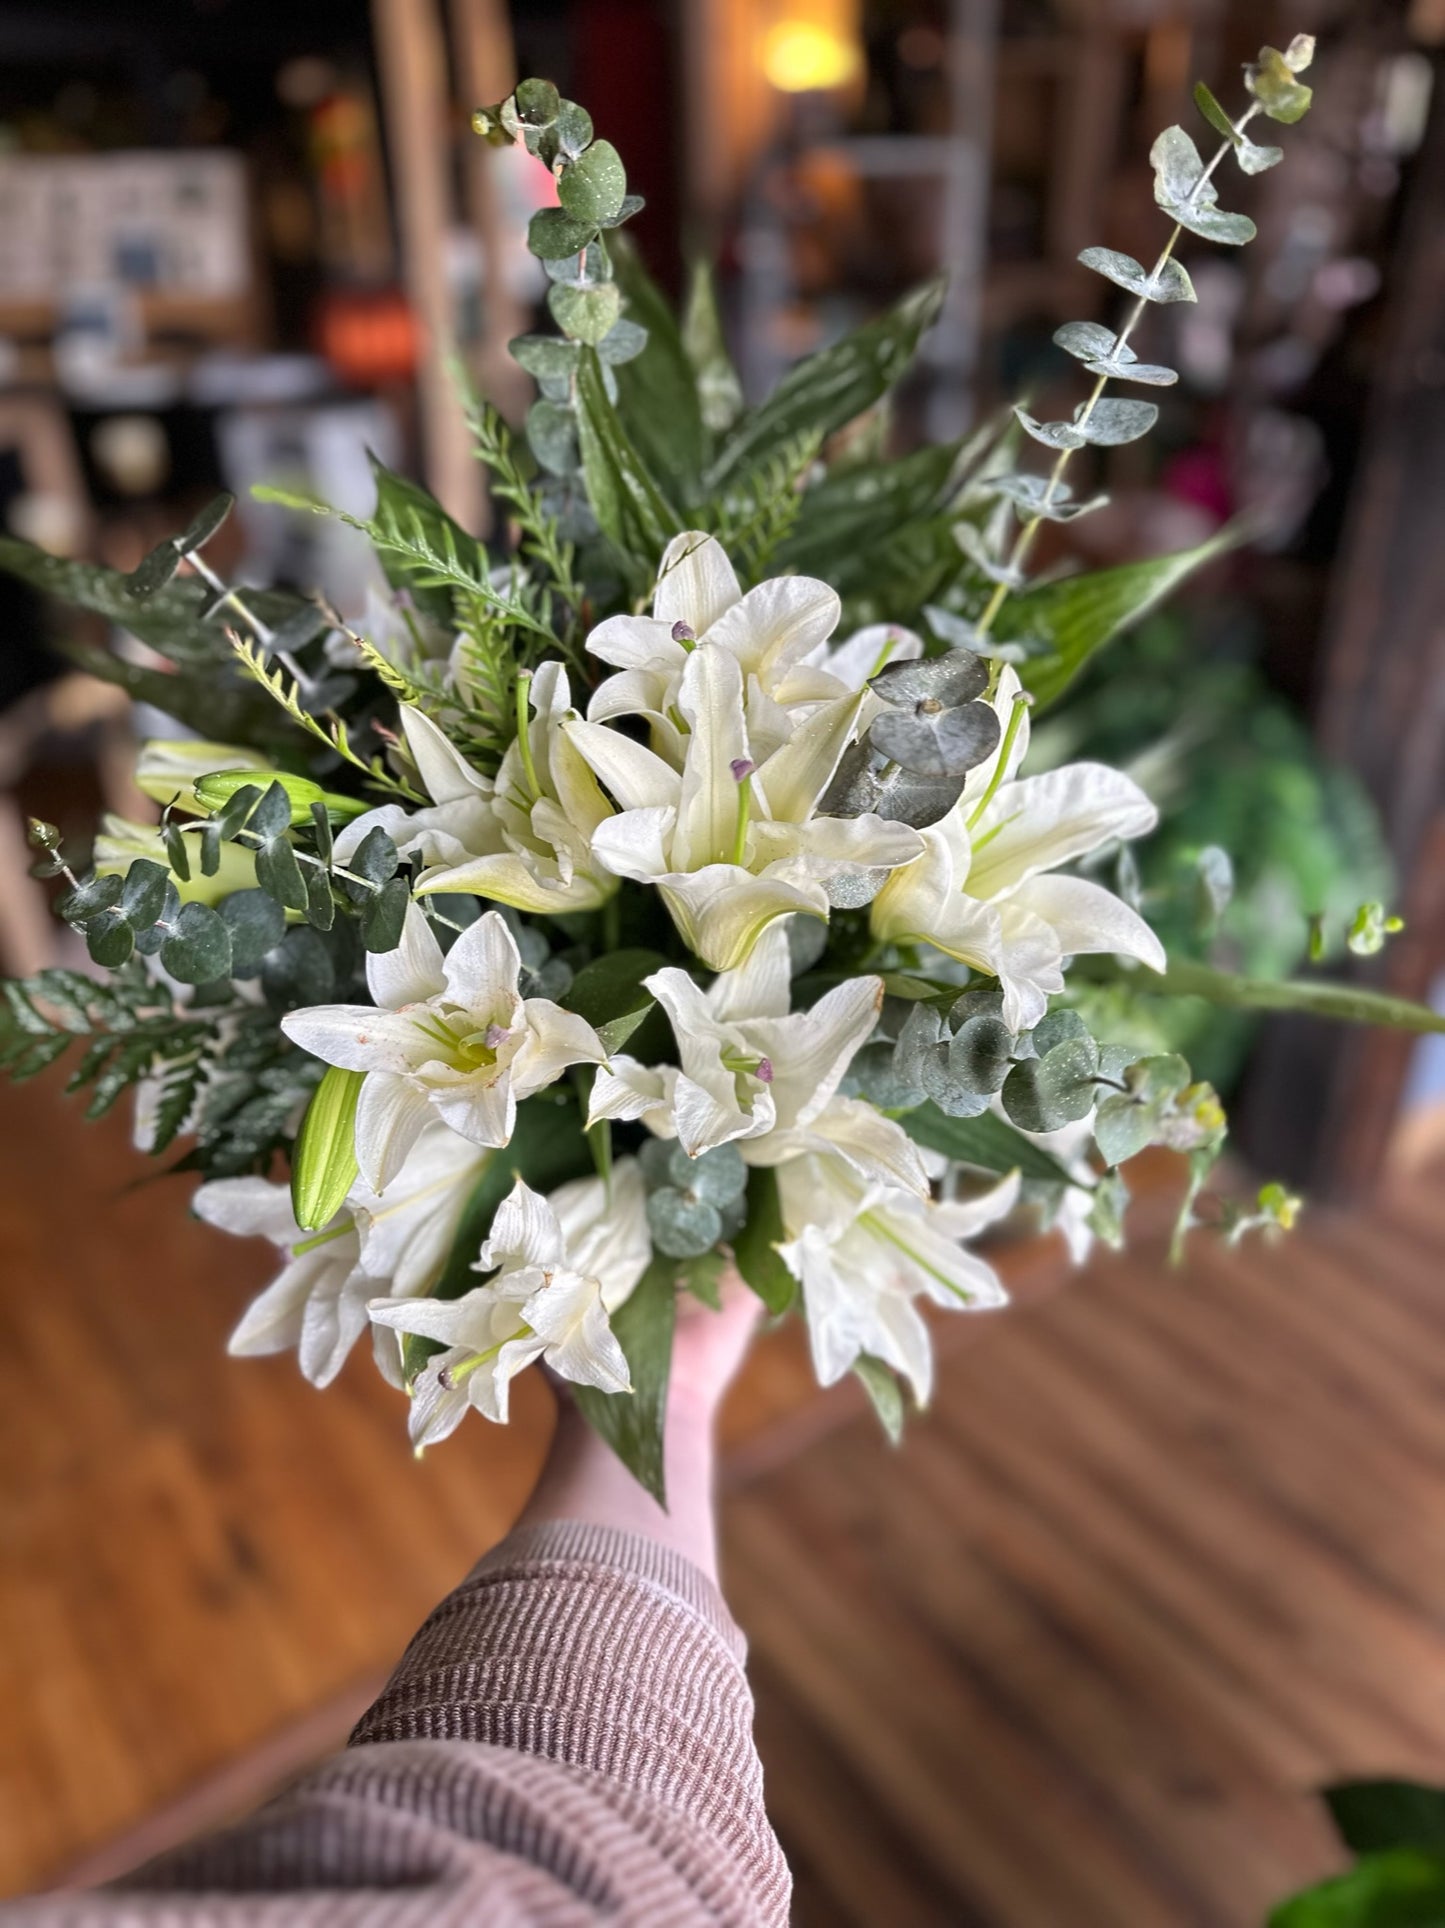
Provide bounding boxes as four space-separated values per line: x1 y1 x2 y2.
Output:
514 1388 720 1581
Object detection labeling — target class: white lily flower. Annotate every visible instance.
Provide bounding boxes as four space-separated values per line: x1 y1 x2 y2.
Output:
776 1153 1018 1403
414 662 618 914
192 1176 372 1389
334 705 499 873
870 666 1165 1031
585 531 847 761
590 923 884 1158
368 1163 649 1442
280 904 605 1191
568 643 922 971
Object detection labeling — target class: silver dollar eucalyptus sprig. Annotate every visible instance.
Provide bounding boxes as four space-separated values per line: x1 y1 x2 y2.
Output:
964 35 1317 647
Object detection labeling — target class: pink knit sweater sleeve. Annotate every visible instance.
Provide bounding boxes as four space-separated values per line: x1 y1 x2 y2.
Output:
9 1523 791 1927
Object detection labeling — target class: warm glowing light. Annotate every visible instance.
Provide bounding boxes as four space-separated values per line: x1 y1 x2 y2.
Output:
761 21 861 93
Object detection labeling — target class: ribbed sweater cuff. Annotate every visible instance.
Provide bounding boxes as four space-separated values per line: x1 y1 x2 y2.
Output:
469 1519 745 1658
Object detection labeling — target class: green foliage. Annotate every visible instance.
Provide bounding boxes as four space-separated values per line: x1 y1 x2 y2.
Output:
573 1253 678 1503
1003 524 1245 711
562 948 665 1053
900 1104 1081 1187
1110 956 1445 1034
704 277 946 494
574 349 684 576
1269 1776 1445 1927
731 1165 794 1313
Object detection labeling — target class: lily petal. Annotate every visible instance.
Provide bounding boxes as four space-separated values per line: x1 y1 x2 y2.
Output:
366 902 445 1010
653 530 741 634
967 762 1158 899
565 719 680 813
440 908 521 1013
1007 873 1167 974
479 1177 565 1274
354 1072 433 1193
280 1005 435 1076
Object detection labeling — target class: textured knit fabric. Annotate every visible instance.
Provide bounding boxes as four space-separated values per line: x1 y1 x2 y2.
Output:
6 1522 790 1927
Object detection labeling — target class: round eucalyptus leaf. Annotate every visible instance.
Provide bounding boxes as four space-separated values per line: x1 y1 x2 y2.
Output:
787 915 828 976
262 926 335 1013
85 908 135 969
247 780 294 842
527 207 597 262
160 901 233 986
1084 354 1178 387
599 192 646 230
1016 408 1088 452
133 882 181 955
556 138 626 227
1236 137 1284 175
1074 398 1159 448
554 99 593 157
992 473 1111 525
1167 202 1256 247
1077 246 1196 306
254 836 310 913
868 700 1000 778
526 398 579 476
949 1014 1014 1095
57 872 124 925
1053 320 1118 363
548 280 622 345
120 857 171 928
362 876 411 954
948 987 1008 1029
509 334 580 382
845 1040 923 1110
1093 1095 1158 1169
894 1002 946 1085
219 889 287 976
1151 125 1207 205
647 1187 722 1259
596 317 648 366
871 652 989 710
686 1142 748 1207
1030 1009 1091 1055
348 825 400 885
514 77 560 126
1001 1037 1100 1133
638 1136 678 1191
822 866 888 909
545 240 610 286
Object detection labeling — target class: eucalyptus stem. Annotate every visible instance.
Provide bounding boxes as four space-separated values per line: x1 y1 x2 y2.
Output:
975 99 1263 642
186 551 316 692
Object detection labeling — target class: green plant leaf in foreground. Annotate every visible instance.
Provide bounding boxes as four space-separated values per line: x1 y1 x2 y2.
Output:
1326 1782 1445 1858
900 1103 1082 1187
573 1252 678 1504
731 1164 794 1313
574 350 684 572
1268 1848 1445 1928
1006 522 1244 711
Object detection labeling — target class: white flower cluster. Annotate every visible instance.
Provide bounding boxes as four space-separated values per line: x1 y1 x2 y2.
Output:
194 532 1164 1438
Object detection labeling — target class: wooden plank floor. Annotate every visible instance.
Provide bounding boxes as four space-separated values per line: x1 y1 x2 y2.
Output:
728 1168 1445 1927
6 1060 1445 1921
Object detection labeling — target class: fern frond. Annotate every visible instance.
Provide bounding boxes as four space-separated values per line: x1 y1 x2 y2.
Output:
229 636 425 801
703 429 822 583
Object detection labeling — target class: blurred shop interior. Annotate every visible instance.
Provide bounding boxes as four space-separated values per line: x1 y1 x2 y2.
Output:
0 0 1441 1189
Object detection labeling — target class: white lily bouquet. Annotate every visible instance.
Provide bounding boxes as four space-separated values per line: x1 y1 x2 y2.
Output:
4 36 1438 1493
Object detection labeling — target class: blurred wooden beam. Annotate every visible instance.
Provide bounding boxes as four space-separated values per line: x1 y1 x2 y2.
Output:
371 0 482 529
447 0 528 425
1237 61 1445 1198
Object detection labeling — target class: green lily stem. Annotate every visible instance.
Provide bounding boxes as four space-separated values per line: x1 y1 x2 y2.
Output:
514 671 542 800
732 772 753 866
965 694 1031 831
974 98 1262 643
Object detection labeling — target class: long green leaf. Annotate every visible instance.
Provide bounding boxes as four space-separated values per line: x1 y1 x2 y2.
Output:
63 642 306 753
1006 523 1244 711
367 454 490 624
776 439 967 584
732 1164 795 1313
1326 1782 1445 1858
610 240 708 492
1114 956 1445 1033
900 1103 1083 1186
705 277 946 493
0 533 309 668
573 1253 677 1503
575 350 684 572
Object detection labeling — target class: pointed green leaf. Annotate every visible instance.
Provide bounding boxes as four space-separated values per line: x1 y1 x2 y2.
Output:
575 349 684 568
900 1102 1080 1186
1007 522 1243 710
1326 1781 1445 1857
1107 955 1445 1034
1193 80 1240 145
682 258 744 434
705 276 945 493
731 1164 794 1313
573 1252 678 1504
